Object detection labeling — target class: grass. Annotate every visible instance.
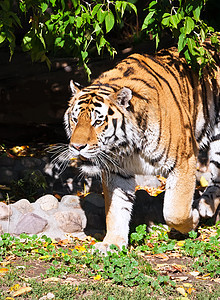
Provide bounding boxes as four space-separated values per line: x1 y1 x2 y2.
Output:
0 223 220 299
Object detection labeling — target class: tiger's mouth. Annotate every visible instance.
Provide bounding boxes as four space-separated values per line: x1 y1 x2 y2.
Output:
79 155 89 161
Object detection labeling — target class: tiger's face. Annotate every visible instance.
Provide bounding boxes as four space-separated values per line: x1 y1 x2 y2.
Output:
64 81 133 168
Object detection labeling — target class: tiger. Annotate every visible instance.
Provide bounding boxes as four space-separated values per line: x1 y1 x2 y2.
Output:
62 44 220 253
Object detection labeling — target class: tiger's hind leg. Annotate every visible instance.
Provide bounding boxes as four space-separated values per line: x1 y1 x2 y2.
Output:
195 120 220 218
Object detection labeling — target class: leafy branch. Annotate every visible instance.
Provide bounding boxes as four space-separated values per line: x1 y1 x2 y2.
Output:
0 0 137 78
141 0 220 75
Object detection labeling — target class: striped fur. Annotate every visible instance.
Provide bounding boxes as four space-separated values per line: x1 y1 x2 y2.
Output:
64 45 220 252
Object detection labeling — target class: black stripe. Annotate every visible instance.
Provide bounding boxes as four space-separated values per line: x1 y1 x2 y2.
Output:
211 134 220 142
123 67 134 77
210 160 220 168
130 77 156 90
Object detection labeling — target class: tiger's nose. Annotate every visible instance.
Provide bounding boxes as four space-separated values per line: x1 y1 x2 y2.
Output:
70 143 87 151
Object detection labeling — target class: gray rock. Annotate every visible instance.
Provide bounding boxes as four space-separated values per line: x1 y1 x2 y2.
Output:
0 202 12 220
54 209 87 233
36 194 58 211
14 213 48 235
11 199 33 214
84 193 105 208
61 195 81 208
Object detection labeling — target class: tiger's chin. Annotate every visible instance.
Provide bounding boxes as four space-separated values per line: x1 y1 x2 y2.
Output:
80 163 101 176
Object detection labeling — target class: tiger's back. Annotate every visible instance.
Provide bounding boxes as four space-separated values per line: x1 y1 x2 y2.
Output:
63 45 220 253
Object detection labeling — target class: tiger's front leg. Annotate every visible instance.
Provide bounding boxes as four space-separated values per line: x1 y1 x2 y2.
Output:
94 173 135 254
163 155 200 233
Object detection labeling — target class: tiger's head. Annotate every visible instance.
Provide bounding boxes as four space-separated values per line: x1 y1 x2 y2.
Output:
63 80 134 175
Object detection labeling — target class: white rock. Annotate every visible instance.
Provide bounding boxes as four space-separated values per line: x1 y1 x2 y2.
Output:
54 209 87 233
36 194 58 211
61 195 81 207
11 199 33 214
0 202 12 220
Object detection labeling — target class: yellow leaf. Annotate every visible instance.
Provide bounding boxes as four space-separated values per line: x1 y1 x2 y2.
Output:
183 283 193 288
75 245 87 252
93 274 102 281
13 287 32 297
177 240 185 247
10 284 20 291
200 176 208 187
5 297 15 300
39 255 50 260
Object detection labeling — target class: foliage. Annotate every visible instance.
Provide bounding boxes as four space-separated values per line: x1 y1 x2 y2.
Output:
0 224 220 298
142 0 220 75
1 0 220 77
10 170 47 201
0 0 137 78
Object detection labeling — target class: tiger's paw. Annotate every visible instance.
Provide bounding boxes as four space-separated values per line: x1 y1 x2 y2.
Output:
93 242 119 255
93 237 127 255
194 196 220 218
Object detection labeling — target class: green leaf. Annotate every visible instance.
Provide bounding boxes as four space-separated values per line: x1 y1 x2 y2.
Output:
142 11 155 30
126 2 137 15
184 17 195 35
41 3 48 13
93 22 101 35
0 32 6 43
105 11 115 33
187 37 196 55
200 28 205 42
92 4 102 17
193 6 201 21
97 9 107 23
161 13 170 26
76 16 83 28
170 14 179 28
178 33 187 52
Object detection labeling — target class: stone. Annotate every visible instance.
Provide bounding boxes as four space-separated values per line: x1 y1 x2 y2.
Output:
14 213 48 235
83 193 105 208
0 202 12 220
36 194 58 211
11 199 33 214
54 210 87 233
61 195 81 207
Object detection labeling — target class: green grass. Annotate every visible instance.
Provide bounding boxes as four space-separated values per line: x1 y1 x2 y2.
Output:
0 223 220 299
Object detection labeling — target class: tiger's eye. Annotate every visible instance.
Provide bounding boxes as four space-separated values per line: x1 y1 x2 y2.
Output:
93 120 103 126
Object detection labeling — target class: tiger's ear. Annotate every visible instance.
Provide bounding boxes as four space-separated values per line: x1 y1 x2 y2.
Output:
70 80 81 97
116 87 132 108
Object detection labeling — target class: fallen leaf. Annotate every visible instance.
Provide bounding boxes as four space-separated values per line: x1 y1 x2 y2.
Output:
153 253 169 260
176 286 187 297
200 176 208 187
172 264 186 272
10 284 20 291
213 278 220 283
170 276 188 281
13 287 32 297
189 271 200 277
43 277 61 283
183 283 193 288
0 267 9 275
177 240 185 247
93 274 102 281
